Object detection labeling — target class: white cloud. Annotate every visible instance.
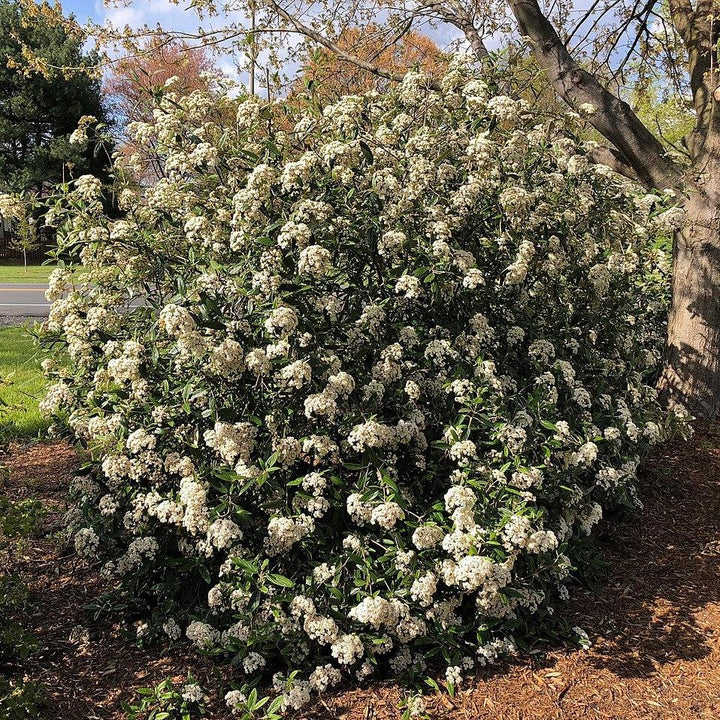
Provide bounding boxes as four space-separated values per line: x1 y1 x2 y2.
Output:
98 0 193 30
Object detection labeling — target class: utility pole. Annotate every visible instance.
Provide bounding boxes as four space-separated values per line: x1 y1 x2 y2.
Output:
249 0 256 95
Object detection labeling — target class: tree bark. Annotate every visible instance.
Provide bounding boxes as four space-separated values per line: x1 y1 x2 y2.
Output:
659 189 720 416
506 0 683 192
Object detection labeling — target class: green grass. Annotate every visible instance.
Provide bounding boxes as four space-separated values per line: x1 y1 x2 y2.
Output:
0 262 85 284
0 327 48 439
0 263 55 284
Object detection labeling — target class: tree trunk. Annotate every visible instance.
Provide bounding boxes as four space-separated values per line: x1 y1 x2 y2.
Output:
659 189 720 417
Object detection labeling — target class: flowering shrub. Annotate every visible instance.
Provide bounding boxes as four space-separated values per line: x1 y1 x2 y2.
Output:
122 675 207 720
39 57 683 709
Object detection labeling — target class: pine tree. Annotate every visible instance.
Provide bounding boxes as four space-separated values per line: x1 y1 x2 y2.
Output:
0 0 112 194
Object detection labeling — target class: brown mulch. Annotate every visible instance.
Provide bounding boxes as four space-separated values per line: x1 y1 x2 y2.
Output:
3 425 720 719
1 441 229 719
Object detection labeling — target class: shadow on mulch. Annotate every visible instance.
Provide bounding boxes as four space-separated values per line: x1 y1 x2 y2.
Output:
567 422 720 680
3 425 720 720
301 424 720 720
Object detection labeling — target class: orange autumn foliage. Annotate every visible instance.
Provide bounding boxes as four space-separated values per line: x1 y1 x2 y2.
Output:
293 26 447 101
104 36 217 182
105 36 216 126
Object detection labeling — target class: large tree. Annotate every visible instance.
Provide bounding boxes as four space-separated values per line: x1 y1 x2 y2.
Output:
0 0 111 194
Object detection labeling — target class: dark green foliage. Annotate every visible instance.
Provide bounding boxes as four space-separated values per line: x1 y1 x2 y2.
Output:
122 675 207 720
0 576 40 662
0 676 46 720
0 0 112 194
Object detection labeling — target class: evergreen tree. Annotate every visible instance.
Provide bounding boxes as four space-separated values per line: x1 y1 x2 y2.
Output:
0 0 111 194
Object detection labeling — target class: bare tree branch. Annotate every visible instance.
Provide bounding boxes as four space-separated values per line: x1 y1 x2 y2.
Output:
507 0 685 191
428 0 492 61
266 0 407 83
611 0 658 84
586 144 641 182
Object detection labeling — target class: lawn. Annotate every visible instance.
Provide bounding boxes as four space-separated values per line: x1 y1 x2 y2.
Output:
0 263 56 284
0 263 85 284
0 326 48 439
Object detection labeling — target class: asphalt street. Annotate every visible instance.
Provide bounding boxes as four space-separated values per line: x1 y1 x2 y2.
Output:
0 283 50 317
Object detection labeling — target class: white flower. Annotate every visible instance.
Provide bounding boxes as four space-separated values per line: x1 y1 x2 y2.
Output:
266 515 314 555
206 518 242 550
186 621 219 649
243 651 266 673
379 230 405 256
395 275 422 299
279 359 312 389
330 633 364 665
570 441 598 467
181 683 206 703
449 440 477 464
225 690 247 712
74 174 102 200
74 527 99 557
405 380 421 400
264 306 299 337
309 664 342 692
298 245 333 276
412 525 444 550
370 501 405 530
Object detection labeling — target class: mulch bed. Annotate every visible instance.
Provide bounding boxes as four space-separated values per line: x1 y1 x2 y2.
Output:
2 424 720 719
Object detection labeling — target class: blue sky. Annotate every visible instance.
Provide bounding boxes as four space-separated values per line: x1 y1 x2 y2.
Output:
62 0 251 84
63 0 98 23
64 0 208 33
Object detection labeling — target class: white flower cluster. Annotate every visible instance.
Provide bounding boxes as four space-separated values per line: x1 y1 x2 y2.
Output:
42 57 683 706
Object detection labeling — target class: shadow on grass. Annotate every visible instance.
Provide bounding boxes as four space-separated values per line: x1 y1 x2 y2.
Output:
0 417 51 444
0 325 49 444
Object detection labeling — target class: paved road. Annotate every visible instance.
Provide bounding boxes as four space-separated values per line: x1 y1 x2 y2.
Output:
0 283 50 317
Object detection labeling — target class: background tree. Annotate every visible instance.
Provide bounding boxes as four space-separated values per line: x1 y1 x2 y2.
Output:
0 0 112 195
8 207 39 272
103 35 218 183
104 36 216 127
292 26 447 99
0 192 39 270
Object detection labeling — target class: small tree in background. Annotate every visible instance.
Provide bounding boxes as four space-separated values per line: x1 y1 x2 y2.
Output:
8 205 39 272
104 35 216 126
0 193 40 271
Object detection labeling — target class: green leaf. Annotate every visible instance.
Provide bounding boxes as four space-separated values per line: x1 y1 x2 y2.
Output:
198 564 212 584
359 140 374 165
425 677 440 691
268 696 284 713
267 573 295 588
